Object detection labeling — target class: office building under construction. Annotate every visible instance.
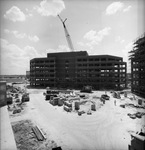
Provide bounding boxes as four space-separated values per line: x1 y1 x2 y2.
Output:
129 33 145 98
30 51 127 90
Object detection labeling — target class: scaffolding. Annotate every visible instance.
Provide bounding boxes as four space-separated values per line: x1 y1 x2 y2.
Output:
129 33 145 98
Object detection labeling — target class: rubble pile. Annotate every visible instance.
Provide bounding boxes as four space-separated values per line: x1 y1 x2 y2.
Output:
7 85 30 115
12 120 57 150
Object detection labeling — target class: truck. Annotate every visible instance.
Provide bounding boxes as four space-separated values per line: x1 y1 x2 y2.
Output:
80 86 92 93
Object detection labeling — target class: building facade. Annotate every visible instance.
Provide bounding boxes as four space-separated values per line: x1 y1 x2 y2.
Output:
129 33 145 98
30 51 127 90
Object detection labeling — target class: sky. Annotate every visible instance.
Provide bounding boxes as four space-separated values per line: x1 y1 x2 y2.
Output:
0 0 145 75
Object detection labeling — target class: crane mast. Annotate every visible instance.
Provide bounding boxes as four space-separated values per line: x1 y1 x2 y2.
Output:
58 15 74 51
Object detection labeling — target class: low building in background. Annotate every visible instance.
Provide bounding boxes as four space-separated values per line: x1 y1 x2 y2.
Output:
0 81 7 107
129 33 145 98
30 51 127 90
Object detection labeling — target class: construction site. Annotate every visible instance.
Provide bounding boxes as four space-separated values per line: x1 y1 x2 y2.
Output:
129 33 145 98
1 81 145 150
1 11 145 150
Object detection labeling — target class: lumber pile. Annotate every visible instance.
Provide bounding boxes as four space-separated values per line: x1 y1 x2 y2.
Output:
32 126 46 141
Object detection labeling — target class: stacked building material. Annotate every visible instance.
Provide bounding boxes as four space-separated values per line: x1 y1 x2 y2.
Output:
7 97 13 105
138 99 142 105
113 92 120 99
53 97 59 106
15 93 19 98
58 98 63 106
64 101 72 107
75 102 80 110
91 104 96 111
64 106 72 112
32 126 45 141
21 93 30 102
13 108 21 114
45 94 57 100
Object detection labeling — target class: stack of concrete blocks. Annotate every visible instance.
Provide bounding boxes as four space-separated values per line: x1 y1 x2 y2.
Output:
113 92 121 99
63 101 72 112
50 97 59 106
138 99 142 105
7 96 13 105
15 93 19 98
21 93 30 102
124 91 127 97
75 101 80 110
91 104 96 111
58 98 63 106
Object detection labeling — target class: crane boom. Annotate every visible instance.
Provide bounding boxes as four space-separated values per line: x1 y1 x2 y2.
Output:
57 15 74 51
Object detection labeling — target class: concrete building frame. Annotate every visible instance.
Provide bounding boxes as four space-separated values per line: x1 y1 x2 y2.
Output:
30 51 127 90
129 33 145 98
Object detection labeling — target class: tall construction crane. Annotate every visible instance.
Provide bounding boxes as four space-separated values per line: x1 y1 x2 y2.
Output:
58 14 74 51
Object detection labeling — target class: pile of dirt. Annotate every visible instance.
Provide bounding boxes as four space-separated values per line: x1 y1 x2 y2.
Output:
12 120 57 150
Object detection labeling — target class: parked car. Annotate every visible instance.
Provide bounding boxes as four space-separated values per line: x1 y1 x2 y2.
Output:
101 94 110 100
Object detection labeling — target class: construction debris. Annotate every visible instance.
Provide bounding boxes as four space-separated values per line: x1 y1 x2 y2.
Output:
32 126 45 141
12 120 57 150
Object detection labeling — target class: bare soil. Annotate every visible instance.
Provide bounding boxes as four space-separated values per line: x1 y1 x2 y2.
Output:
12 120 57 150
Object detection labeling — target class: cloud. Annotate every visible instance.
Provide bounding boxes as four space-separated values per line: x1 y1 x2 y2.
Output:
123 5 132 12
46 45 70 53
4 29 26 39
25 8 33 17
115 36 125 43
0 39 45 74
28 35 39 42
4 6 26 22
106 2 124 15
84 27 111 41
106 2 132 15
13 31 26 39
4 29 39 42
34 0 65 16
78 27 111 49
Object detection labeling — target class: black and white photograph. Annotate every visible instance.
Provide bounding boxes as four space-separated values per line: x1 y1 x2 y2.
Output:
0 0 145 150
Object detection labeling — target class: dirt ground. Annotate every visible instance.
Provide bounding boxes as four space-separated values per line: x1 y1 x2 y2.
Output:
12 120 57 150
8 85 145 150
8 85 58 150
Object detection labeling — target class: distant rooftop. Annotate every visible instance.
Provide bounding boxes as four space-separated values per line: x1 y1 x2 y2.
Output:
47 51 88 58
